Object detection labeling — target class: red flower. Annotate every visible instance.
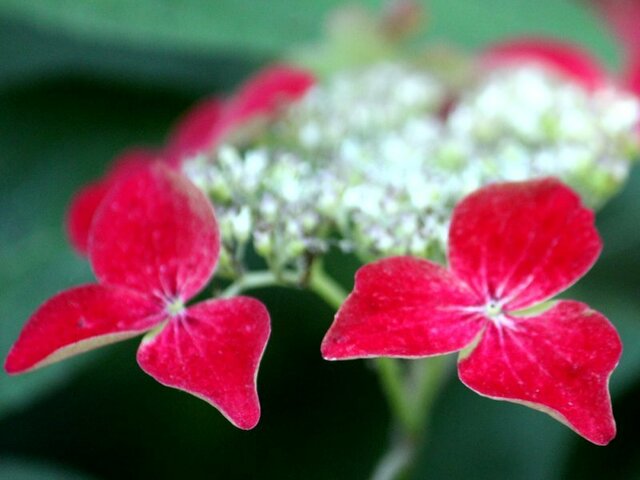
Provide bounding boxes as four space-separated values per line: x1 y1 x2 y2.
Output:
7 163 270 430
480 37 608 91
322 179 622 445
66 64 315 255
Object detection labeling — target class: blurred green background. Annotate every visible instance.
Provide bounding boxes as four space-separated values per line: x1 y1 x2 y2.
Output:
1 0 639 478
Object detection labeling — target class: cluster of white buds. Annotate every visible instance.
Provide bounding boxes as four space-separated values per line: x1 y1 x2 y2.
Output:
445 66 640 206
183 61 640 279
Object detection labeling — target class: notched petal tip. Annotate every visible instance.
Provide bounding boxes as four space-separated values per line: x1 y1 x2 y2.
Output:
136 297 270 430
458 300 621 445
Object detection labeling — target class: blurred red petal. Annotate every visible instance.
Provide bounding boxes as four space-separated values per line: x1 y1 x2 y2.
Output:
137 297 270 430
625 54 640 95
65 148 157 256
107 148 159 179
90 163 219 302
322 257 484 360
590 0 640 56
66 181 109 255
222 64 315 129
5 285 162 374
481 37 608 90
164 98 225 167
458 300 621 445
448 178 601 311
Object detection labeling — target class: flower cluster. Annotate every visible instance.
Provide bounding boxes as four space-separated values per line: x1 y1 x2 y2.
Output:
185 45 640 274
8 164 270 429
3 25 634 446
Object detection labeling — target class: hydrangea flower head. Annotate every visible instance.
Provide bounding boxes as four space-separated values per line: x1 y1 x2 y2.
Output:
7 163 270 430
322 178 622 445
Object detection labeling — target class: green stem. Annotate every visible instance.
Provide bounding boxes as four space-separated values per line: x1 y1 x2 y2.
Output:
370 357 450 480
231 263 451 480
220 270 299 298
375 358 416 435
307 260 349 309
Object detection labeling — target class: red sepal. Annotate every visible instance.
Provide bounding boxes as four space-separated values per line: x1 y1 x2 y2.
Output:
322 257 484 360
66 181 109 256
625 54 640 96
164 98 225 167
5 285 162 374
137 297 270 430
90 163 220 302
222 64 315 129
65 148 157 255
448 178 601 311
480 37 608 90
458 301 621 446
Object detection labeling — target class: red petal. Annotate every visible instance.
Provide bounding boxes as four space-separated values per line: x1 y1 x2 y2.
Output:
164 98 225 167
66 181 109 255
458 300 621 445
625 54 640 96
222 64 315 129
480 37 608 91
65 149 157 256
448 178 602 311
590 0 640 57
5 285 162 374
90 163 220 302
321 257 484 360
136 297 270 430
106 148 158 180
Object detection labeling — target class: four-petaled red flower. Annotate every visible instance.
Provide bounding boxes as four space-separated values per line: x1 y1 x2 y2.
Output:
322 178 622 445
6 163 270 430
66 64 314 255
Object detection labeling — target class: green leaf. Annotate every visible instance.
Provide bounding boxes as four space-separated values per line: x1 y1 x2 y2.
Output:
0 80 189 419
0 0 620 67
0 458 93 480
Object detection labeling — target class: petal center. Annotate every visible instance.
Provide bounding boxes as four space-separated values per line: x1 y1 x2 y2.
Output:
166 298 186 317
485 300 502 317
484 299 515 329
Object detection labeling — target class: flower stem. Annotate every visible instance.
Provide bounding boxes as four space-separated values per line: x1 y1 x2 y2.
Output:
229 263 451 480
307 260 349 309
306 262 451 479
220 270 299 298
375 358 416 434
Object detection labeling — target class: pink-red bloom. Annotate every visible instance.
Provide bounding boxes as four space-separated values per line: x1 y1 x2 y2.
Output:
66 64 314 255
480 37 608 91
322 179 621 445
7 163 270 430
